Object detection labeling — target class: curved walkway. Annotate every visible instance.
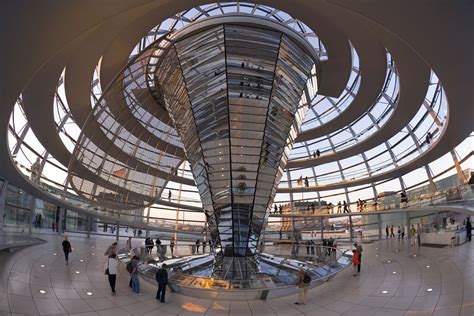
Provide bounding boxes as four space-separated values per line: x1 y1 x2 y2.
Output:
0 233 473 315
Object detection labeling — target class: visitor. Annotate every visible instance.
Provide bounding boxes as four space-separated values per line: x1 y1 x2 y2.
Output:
401 225 405 239
155 264 168 303
316 149 320 158
202 240 207 253
337 201 342 213
397 226 401 241
195 239 200 254
385 225 389 239
106 253 118 295
295 269 310 305
169 238 175 256
343 200 350 213
304 176 309 187
168 190 172 201
390 225 395 238
466 217 472 242
61 236 72 266
400 192 408 208
130 255 140 295
208 239 213 252
410 225 417 247
274 204 278 214
352 249 359 276
354 242 363 272
104 242 118 257
155 237 162 252
417 223 422 245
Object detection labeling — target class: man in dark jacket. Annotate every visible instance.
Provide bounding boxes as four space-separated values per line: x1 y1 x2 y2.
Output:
155 264 168 303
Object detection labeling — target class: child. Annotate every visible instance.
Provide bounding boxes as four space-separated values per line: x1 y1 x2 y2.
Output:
352 249 359 276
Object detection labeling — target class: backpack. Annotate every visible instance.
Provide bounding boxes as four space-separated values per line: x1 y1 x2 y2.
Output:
303 273 311 284
126 261 133 273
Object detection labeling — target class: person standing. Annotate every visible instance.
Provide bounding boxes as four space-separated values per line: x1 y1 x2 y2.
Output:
466 217 472 242
195 239 200 254
354 242 363 273
295 269 310 305
208 239 213 253
337 201 342 213
155 264 168 303
62 236 72 266
169 238 175 256
352 249 359 276
130 255 140 295
397 226 401 241
107 254 118 295
401 225 405 239
417 223 422 245
410 225 417 247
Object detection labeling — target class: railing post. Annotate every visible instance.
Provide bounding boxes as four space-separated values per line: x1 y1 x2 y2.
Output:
406 211 411 239
0 179 7 233
349 215 353 242
378 213 382 241
320 216 324 240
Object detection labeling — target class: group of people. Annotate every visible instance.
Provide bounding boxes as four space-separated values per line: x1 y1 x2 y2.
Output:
193 239 213 254
33 213 43 228
385 224 422 246
336 201 351 214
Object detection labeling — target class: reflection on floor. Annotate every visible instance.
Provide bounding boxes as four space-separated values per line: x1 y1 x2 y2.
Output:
0 233 473 315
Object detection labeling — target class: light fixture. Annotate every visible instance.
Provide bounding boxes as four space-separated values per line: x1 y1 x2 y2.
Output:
39 290 46 294
53 253 57 256
426 265 430 268
86 292 93 296
426 288 433 292
392 271 397 274
40 264 45 268
413 254 417 258
91 253 95 256
75 271 80 274
381 290 388 294
79 259 84 262
387 260 391 263
375 254 378 257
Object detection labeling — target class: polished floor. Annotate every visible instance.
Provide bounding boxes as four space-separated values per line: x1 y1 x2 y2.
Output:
0 233 473 316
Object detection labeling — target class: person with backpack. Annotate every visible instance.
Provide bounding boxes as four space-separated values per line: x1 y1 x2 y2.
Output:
295 269 310 305
155 264 169 303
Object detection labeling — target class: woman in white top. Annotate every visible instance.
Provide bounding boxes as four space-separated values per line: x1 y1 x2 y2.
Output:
107 254 118 295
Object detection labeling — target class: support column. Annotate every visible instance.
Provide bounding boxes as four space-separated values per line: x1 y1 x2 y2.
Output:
320 217 324 240
378 214 382 240
86 216 91 238
28 194 36 235
349 215 353 242
57 207 65 235
406 211 411 239
0 180 7 233
116 222 120 241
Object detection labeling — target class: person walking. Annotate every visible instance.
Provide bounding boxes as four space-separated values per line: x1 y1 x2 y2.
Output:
130 255 140 295
106 254 118 295
62 236 72 266
104 242 118 257
397 226 401 241
155 264 168 303
390 225 395 238
295 269 310 305
337 201 342 213
466 217 472 242
385 225 389 239
354 242 363 273
352 249 359 276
